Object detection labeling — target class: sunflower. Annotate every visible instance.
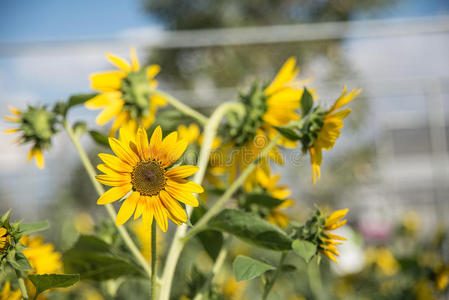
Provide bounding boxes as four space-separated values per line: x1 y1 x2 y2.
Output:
96 126 203 231
308 86 361 183
85 47 166 135
4 105 58 169
320 208 348 263
0 281 21 300
20 235 63 274
255 168 294 228
223 58 307 190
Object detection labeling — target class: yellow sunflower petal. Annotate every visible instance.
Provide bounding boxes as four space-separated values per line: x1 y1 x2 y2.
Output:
3 128 19 134
96 101 124 125
96 174 131 186
166 178 204 193
147 65 161 80
152 196 168 232
90 71 126 92
4 116 19 122
116 192 140 226
159 190 187 223
325 208 349 227
149 126 163 158
142 198 154 226
134 199 145 220
109 137 139 166
325 233 347 241
98 153 134 173
326 219 347 230
106 53 131 72
264 57 298 95
97 184 132 205
322 250 338 264
165 185 199 207
163 139 188 168
136 127 149 160
85 92 122 109
8 105 20 115
130 46 140 71
34 148 45 169
166 165 199 178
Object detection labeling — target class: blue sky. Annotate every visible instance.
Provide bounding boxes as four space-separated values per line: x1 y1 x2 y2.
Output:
1 0 449 43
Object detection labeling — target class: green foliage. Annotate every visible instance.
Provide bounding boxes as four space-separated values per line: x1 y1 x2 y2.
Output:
274 126 301 141
63 235 147 281
233 255 275 282
292 240 317 263
207 209 292 251
191 206 224 261
54 93 98 117
6 251 32 271
28 274 80 298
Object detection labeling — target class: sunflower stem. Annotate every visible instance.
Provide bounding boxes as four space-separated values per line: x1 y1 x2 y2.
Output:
159 102 245 300
262 251 287 300
63 120 152 278
184 134 281 241
151 221 157 300
15 269 29 300
152 90 209 125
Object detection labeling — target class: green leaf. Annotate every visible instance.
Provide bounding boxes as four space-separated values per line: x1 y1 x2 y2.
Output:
8 252 32 271
88 130 109 147
292 239 317 263
20 220 49 236
301 88 314 116
63 235 146 281
244 193 285 208
67 93 97 110
274 126 301 141
207 209 292 251
28 274 80 297
191 206 223 260
233 255 275 282
0 210 11 225
73 121 87 139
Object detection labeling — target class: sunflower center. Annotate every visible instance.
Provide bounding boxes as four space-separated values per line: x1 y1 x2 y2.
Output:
131 160 166 196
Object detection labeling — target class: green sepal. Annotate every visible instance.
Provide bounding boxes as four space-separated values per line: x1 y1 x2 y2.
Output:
88 130 109 147
300 87 314 116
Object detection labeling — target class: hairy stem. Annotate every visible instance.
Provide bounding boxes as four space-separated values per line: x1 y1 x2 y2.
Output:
63 120 151 277
151 222 157 300
152 90 209 125
184 134 281 241
15 269 29 300
159 102 245 300
262 252 287 300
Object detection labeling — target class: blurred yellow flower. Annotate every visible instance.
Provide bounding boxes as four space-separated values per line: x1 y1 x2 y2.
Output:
436 266 449 291
4 105 58 169
221 277 246 300
74 212 95 235
309 86 361 183
255 168 294 228
21 235 63 274
0 281 21 300
0 227 11 255
86 47 166 135
96 126 203 231
320 208 348 263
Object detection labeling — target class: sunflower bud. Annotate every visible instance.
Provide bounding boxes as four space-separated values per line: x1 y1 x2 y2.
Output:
0 227 11 256
4 105 58 169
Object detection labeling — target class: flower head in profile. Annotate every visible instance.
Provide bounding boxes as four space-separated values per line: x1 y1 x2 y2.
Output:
294 208 348 264
86 47 166 135
320 208 348 263
0 281 21 300
96 126 203 231
4 105 58 169
308 87 361 183
222 58 307 189
20 235 63 274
